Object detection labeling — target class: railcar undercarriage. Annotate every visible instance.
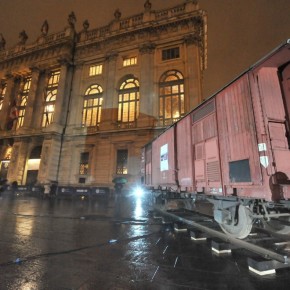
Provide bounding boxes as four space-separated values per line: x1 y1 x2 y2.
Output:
152 189 290 239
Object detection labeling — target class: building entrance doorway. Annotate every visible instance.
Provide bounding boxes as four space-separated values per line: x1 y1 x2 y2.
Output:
26 146 42 185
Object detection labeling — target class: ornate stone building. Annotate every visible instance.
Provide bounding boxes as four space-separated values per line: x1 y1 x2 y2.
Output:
0 1 207 190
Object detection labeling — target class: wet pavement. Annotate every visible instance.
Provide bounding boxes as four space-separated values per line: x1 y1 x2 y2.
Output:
0 190 290 290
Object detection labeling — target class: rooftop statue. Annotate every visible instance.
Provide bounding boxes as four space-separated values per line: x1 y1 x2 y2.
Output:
18 30 28 45
41 20 49 36
0 33 6 50
82 20 89 32
68 12 77 28
114 9 121 20
144 0 152 11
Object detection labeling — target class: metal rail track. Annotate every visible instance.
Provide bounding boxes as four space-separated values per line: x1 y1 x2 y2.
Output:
153 205 290 265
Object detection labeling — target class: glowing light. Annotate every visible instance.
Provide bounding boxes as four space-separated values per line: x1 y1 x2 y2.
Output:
134 186 144 197
27 159 40 170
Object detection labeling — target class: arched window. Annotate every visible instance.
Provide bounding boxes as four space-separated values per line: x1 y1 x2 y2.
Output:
42 70 60 127
159 70 184 126
17 77 31 129
118 77 139 124
82 84 103 127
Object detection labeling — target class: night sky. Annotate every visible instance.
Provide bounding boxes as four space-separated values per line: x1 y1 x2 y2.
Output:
0 0 290 98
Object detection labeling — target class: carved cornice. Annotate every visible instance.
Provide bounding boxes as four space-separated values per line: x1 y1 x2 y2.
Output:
105 51 118 61
184 33 202 46
139 42 156 54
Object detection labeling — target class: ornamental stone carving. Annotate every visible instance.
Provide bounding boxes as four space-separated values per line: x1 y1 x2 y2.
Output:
105 51 118 61
144 0 152 11
114 9 121 20
0 34 6 50
41 20 49 36
139 42 156 54
82 20 90 32
184 33 201 46
18 30 28 45
68 12 77 28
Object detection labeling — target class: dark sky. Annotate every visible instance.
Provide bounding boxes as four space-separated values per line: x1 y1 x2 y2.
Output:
0 0 290 98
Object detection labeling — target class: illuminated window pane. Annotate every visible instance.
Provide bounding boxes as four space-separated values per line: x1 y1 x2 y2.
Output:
118 77 139 124
16 77 31 129
180 84 184 93
116 149 128 174
180 94 185 114
165 97 171 119
82 84 103 127
159 70 184 126
159 99 163 116
42 71 60 128
4 147 12 160
89 64 103 76
123 57 137 67
79 152 89 175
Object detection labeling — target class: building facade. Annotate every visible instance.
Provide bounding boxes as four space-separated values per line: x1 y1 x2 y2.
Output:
0 0 207 190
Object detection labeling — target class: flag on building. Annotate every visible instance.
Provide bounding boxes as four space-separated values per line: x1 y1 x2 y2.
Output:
6 100 18 130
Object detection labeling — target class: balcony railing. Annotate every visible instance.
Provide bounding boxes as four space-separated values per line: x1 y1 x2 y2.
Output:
80 2 196 43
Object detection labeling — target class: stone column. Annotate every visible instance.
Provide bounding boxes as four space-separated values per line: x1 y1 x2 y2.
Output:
100 51 118 130
66 63 83 133
0 75 15 130
21 67 40 131
138 42 156 127
15 137 30 184
49 59 71 132
184 34 203 110
34 70 49 129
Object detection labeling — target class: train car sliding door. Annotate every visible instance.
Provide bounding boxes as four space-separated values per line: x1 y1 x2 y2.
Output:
192 100 222 195
257 67 290 199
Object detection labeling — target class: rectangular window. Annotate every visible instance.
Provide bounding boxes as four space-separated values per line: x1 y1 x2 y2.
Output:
229 159 251 183
42 70 60 127
123 57 137 67
17 77 31 129
79 152 89 175
162 47 180 61
89 64 103 76
116 149 128 174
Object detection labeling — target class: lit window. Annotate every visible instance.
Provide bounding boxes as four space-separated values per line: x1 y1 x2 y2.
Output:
82 84 103 127
4 147 12 160
123 57 137 67
42 70 60 127
0 83 7 111
118 78 139 124
162 47 180 61
89 64 103 76
16 77 31 129
0 147 12 174
159 70 184 126
79 152 89 175
116 149 128 175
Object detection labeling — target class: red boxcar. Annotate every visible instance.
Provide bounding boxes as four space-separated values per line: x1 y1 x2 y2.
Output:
143 40 290 238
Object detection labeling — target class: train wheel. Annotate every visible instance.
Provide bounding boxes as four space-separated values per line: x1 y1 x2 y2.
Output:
220 205 253 239
264 217 290 235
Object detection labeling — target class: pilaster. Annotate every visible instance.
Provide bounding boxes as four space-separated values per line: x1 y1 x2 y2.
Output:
99 51 118 131
138 42 156 127
20 67 40 132
0 75 15 130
